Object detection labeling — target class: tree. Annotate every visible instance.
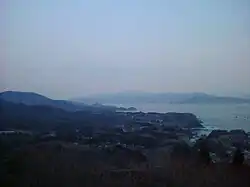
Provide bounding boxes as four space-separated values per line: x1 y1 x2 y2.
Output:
232 148 244 165
198 140 211 165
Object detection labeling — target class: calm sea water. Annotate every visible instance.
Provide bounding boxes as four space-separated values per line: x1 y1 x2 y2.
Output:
113 103 250 132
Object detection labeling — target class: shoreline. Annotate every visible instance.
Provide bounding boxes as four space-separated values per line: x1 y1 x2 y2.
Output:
109 102 250 132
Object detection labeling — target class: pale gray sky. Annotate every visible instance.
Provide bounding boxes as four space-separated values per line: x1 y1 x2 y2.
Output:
1 0 250 99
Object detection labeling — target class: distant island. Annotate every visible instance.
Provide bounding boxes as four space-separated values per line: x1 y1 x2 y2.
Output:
91 102 137 112
73 92 250 105
117 106 137 112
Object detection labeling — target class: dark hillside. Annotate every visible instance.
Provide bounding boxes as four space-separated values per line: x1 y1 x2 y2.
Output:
1 141 249 187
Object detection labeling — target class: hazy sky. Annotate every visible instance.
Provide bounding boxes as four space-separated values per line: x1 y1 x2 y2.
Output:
1 0 250 99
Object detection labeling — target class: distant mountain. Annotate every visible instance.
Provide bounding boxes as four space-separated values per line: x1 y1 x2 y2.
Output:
73 92 206 104
74 92 250 104
179 95 250 104
0 91 136 112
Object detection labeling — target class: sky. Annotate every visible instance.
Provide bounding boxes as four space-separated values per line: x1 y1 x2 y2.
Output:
1 0 250 99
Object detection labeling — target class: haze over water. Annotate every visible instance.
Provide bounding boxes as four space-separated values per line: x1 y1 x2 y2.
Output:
2 1 250 132
2 0 250 99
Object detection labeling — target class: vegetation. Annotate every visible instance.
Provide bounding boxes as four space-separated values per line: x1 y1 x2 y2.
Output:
1 92 250 186
1 140 249 187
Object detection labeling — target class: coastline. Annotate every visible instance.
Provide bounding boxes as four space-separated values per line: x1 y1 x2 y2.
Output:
110 102 250 132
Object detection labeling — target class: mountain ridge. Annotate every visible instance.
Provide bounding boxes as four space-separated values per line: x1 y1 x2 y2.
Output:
73 92 250 104
0 91 81 111
0 91 137 112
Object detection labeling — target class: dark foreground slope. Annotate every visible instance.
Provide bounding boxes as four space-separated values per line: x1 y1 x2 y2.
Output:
1 141 249 187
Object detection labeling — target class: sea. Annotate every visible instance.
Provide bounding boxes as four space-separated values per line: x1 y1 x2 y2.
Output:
112 103 250 133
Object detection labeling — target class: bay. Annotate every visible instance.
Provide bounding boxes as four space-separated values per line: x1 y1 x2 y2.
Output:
112 103 250 132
